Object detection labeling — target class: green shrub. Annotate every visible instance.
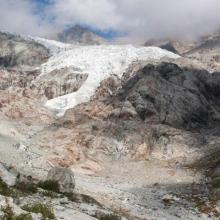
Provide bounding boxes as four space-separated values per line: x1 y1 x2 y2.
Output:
92 212 121 220
0 178 14 197
15 213 33 220
38 180 60 193
64 192 102 206
22 203 55 219
80 194 102 206
40 190 58 198
1 204 15 220
15 182 38 194
1 204 33 220
212 179 220 189
97 213 121 220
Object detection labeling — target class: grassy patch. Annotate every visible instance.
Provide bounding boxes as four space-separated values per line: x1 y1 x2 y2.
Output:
0 179 38 198
37 180 60 193
15 182 38 194
1 204 33 220
0 178 14 197
80 194 102 206
93 213 122 220
212 179 220 189
64 192 102 206
22 203 55 220
15 213 33 220
40 190 58 198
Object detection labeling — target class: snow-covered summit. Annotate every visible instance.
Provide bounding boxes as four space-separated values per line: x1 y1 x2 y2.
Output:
33 38 180 116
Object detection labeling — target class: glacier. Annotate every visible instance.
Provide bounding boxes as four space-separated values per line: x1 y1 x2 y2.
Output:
33 37 180 116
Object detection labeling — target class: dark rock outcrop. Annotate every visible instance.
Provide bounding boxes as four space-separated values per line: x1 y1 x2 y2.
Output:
0 32 49 68
160 43 179 54
117 62 220 129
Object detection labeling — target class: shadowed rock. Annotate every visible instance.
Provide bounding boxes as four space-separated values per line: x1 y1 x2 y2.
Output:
47 167 75 194
118 62 220 129
0 32 49 69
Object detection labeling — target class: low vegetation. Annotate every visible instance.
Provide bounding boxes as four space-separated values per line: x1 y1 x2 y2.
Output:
22 203 55 220
212 179 220 189
64 192 102 206
0 177 121 220
37 180 60 193
1 204 33 220
93 213 122 220
15 182 38 195
40 190 58 198
80 194 102 206
0 178 14 197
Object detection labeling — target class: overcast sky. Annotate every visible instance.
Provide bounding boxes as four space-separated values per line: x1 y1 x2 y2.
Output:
1 0 220 42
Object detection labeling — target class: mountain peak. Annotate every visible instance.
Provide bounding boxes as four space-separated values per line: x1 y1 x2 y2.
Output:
57 25 107 45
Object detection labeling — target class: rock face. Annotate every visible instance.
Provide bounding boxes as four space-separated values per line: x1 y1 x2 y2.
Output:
47 167 75 193
160 43 179 54
0 68 39 90
118 62 220 129
0 68 53 123
34 67 88 99
57 25 107 45
0 32 49 69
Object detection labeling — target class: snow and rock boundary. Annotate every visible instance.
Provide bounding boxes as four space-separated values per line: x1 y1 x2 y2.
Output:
32 37 180 116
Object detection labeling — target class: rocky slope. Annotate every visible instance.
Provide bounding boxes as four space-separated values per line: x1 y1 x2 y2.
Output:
145 32 220 72
185 33 220 72
0 32 49 70
47 61 220 219
0 32 220 219
144 38 198 55
42 61 220 167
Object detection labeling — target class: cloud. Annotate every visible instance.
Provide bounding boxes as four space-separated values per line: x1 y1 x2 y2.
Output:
50 0 121 29
0 0 52 36
1 0 220 42
50 0 220 42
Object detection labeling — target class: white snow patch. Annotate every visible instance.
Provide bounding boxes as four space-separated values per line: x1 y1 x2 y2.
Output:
30 36 73 54
33 38 180 116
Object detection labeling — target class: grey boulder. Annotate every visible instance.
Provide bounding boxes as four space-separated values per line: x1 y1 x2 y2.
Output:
47 167 75 193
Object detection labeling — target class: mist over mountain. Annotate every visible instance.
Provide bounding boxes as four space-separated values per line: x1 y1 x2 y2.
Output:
57 25 107 45
1 0 220 43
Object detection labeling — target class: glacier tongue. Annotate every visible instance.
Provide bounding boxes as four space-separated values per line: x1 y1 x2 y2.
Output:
35 38 180 116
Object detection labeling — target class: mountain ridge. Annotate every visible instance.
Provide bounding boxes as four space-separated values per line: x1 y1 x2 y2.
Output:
57 25 108 45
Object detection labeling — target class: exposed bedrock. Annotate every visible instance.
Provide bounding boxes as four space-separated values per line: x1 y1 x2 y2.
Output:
0 32 49 69
118 62 220 129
